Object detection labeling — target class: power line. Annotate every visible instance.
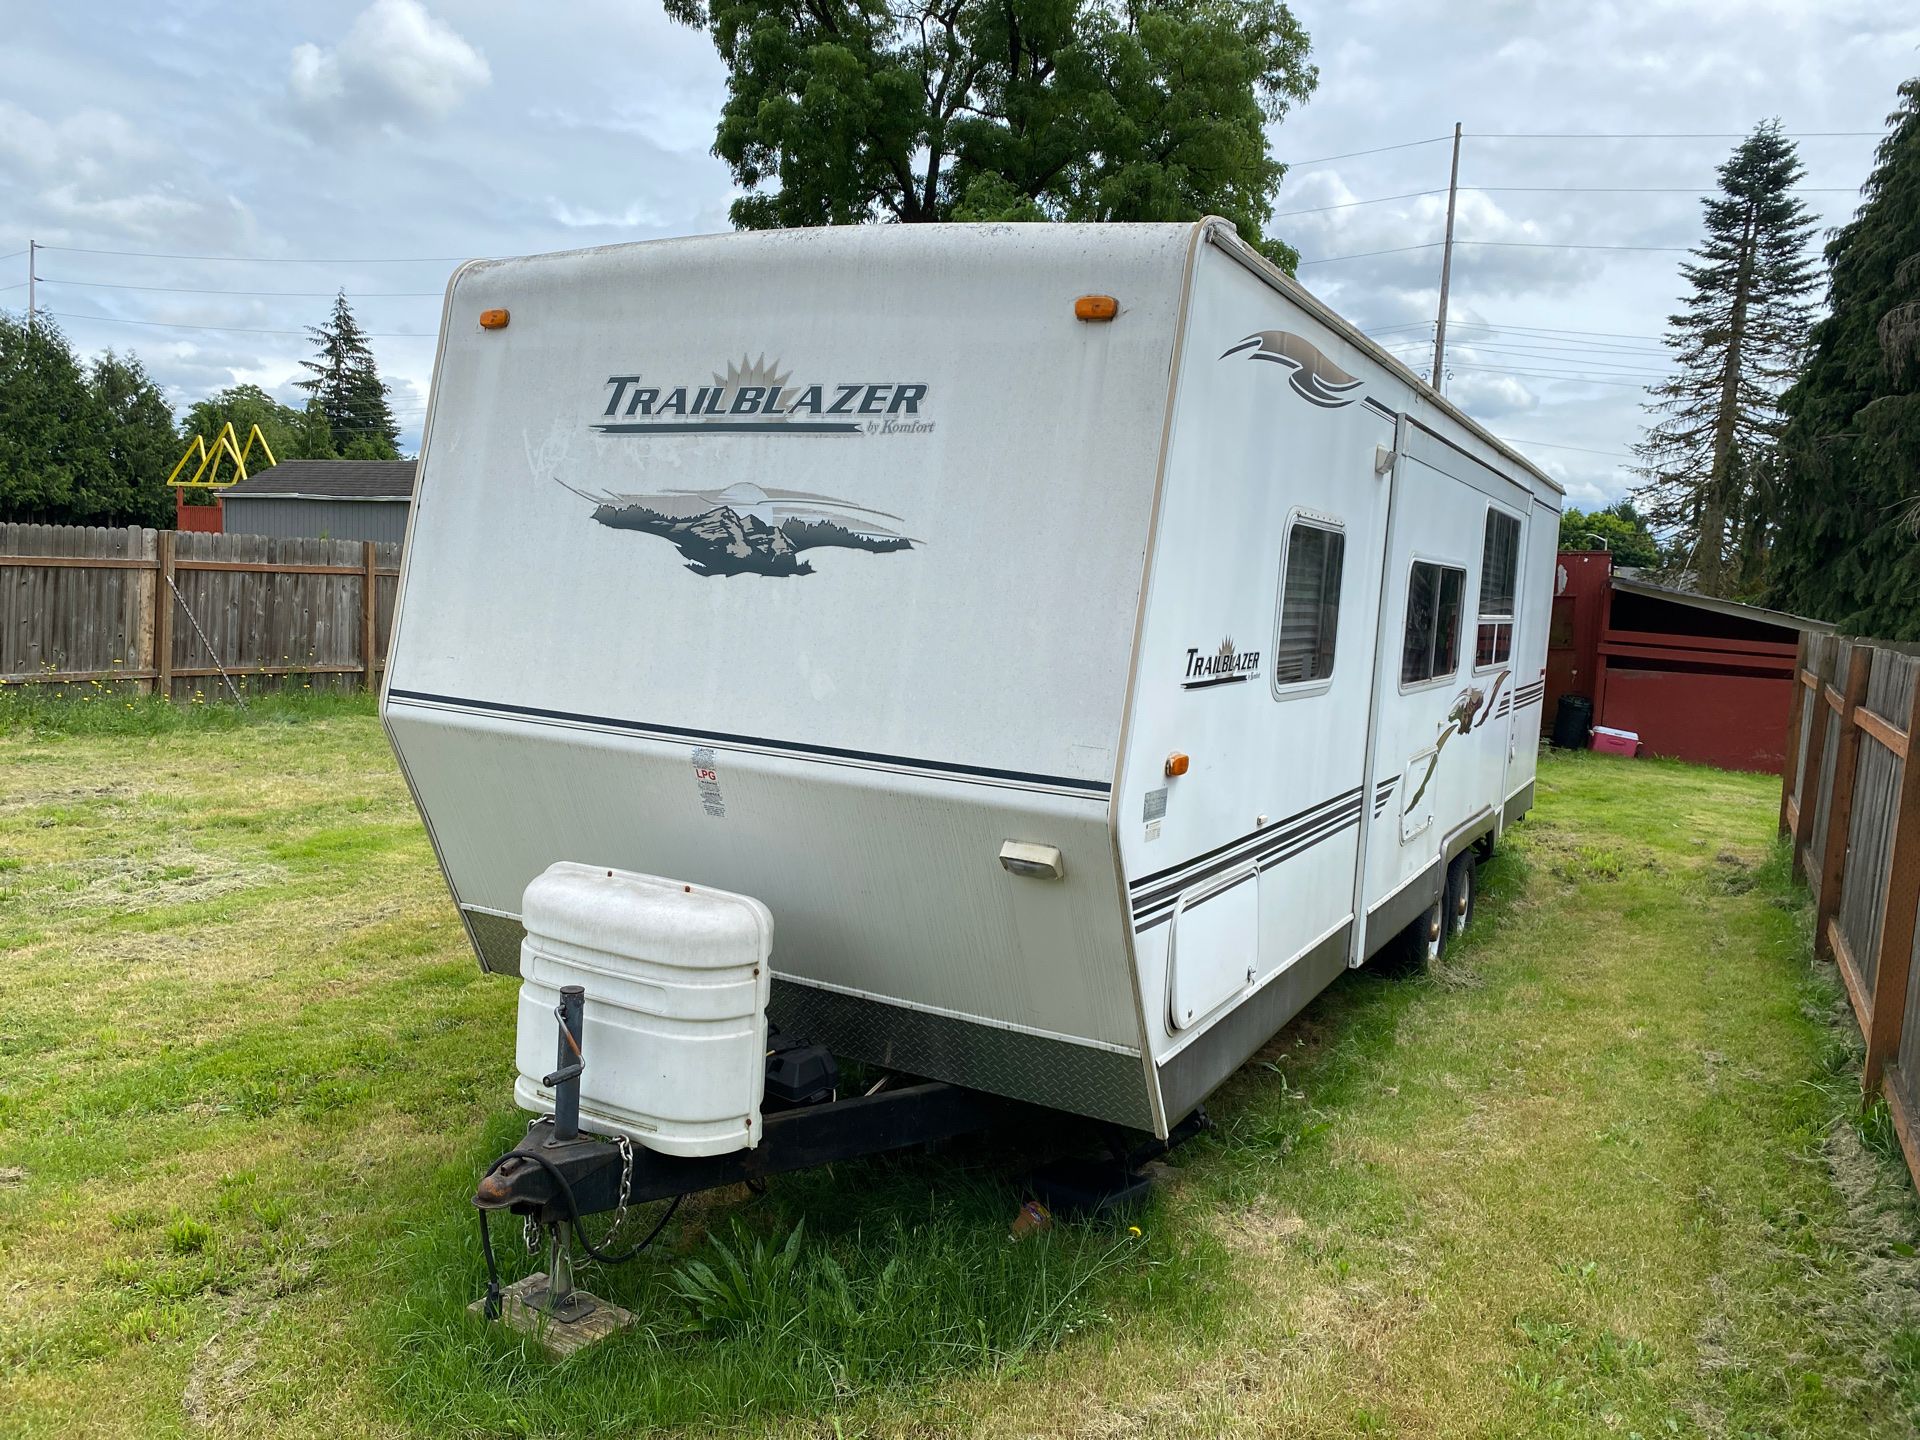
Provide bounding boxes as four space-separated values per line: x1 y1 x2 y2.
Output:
1448 319 1667 343
40 244 468 264
1281 184 1852 217
1440 360 1656 389
1471 184 1857 194
1274 189 1447 217
1368 322 1668 358
44 278 443 299
1306 236 1695 266
1496 436 1638 461
1429 327 1670 357
1429 341 1671 375
0 248 27 263
1285 135 1454 168
46 310 433 338
1298 241 1444 266
1467 129 1881 140
1454 238 1694 254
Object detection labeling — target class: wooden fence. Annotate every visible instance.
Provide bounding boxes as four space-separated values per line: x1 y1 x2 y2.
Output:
1781 632 1920 1187
1 523 400 700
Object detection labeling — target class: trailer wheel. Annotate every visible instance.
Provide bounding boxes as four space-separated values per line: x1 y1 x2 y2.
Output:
1378 891 1447 975
1446 852 1477 940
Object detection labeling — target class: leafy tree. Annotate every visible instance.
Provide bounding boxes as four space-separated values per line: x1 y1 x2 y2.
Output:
1634 122 1818 597
296 292 399 457
1558 501 1661 570
663 0 1316 269
0 315 111 524
182 384 335 472
87 351 179 528
1771 76 1920 637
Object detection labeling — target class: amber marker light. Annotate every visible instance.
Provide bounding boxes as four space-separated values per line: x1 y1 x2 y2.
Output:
1074 294 1119 321
479 308 511 330
1164 752 1190 778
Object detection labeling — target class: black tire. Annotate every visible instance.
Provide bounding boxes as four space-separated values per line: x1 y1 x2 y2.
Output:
1446 851 1477 941
1377 890 1446 976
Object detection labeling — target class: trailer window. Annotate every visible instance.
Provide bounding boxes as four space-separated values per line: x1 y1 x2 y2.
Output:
1273 520 1345 690
1477 509 1521 667
1401 561 1465 686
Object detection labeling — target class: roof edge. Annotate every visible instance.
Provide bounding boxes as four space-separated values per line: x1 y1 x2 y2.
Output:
1197 219 1565 499
1610 572 1834 632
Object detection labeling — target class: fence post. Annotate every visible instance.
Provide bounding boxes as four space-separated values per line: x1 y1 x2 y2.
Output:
1816 645 1874 962
361 540 378 694
1865 673 1920 1096
154 529 175 700
1793 642 1834 880
1780 630 1809 837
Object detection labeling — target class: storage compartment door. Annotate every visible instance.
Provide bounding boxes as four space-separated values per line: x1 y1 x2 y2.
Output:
1168 866 1260 1030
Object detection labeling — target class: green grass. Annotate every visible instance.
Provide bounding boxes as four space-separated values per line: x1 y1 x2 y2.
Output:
2 708 1918 1438
0 683 377 737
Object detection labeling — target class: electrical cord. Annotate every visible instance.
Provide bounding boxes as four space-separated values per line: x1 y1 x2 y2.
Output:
478 1146 684 1267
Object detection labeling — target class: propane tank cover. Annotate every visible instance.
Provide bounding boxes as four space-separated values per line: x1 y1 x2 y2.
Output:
514 862 774 1157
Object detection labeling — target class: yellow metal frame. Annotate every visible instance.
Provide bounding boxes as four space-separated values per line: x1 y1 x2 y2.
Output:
167 423 277 490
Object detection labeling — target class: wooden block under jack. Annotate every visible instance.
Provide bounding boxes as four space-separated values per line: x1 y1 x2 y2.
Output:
468 1272 636 1359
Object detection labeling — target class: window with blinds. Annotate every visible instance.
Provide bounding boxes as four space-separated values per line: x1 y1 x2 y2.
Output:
1477 508 1521 667
1272 519 1345 690
1401 560 1465 686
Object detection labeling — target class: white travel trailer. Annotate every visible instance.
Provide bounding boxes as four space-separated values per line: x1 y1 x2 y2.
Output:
384 218 1560 1158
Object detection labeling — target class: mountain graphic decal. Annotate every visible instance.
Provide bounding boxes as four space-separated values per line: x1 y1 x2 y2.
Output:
559 479 917 577
1219 330 1365 408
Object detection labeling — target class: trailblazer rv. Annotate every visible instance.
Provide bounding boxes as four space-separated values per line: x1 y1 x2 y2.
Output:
382 220 1559 1309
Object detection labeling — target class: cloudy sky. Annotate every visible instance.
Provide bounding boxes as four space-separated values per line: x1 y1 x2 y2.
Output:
1 0 1913 506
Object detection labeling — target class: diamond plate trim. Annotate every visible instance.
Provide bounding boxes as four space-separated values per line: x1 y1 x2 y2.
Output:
463 908 526 976
770 979 1154 1130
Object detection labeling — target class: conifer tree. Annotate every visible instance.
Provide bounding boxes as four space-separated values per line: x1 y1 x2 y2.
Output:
296 292 399 458
1771 77 1920 636
1634 122 1818 596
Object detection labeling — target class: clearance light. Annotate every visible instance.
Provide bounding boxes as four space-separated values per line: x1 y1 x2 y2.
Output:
999 840 1066 881
1165 752 1190 778
479 308 511 330
1074 295 1119 322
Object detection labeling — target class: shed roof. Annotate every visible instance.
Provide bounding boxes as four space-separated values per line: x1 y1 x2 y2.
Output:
1611 571 1834 634
225 459 416 501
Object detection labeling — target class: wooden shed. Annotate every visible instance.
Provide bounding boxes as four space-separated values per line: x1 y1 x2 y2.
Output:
1545 550 1833 773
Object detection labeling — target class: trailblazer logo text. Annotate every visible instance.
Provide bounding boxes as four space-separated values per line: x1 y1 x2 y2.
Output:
596 355 932 437
1183 636 1261 690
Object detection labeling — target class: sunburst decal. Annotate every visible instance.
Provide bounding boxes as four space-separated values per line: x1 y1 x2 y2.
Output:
712 353 793 414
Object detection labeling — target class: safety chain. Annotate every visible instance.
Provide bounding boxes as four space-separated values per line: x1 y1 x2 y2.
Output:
608 1134 634 1240
165 575 246 706
517 1123 636 1257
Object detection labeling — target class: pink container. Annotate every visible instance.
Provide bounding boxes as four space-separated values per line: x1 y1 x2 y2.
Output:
1591 725 1640 757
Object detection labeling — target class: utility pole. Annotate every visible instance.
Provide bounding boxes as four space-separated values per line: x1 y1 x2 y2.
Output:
25 239 35 331
1430 123 1462 391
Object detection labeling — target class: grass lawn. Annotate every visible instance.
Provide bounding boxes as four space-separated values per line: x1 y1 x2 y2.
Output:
3 694 1919 1437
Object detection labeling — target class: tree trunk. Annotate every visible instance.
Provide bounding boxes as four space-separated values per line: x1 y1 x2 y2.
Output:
1702 208 1759 596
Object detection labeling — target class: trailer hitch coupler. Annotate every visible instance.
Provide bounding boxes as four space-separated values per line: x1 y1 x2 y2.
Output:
547 984 585 1142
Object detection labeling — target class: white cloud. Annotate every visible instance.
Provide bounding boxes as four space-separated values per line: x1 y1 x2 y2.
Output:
547 198 666 231
0 99 258 247
288 0 491 132
1446 372 1539 418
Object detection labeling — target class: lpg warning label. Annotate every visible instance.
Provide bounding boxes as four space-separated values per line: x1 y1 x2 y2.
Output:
692 747 725 818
